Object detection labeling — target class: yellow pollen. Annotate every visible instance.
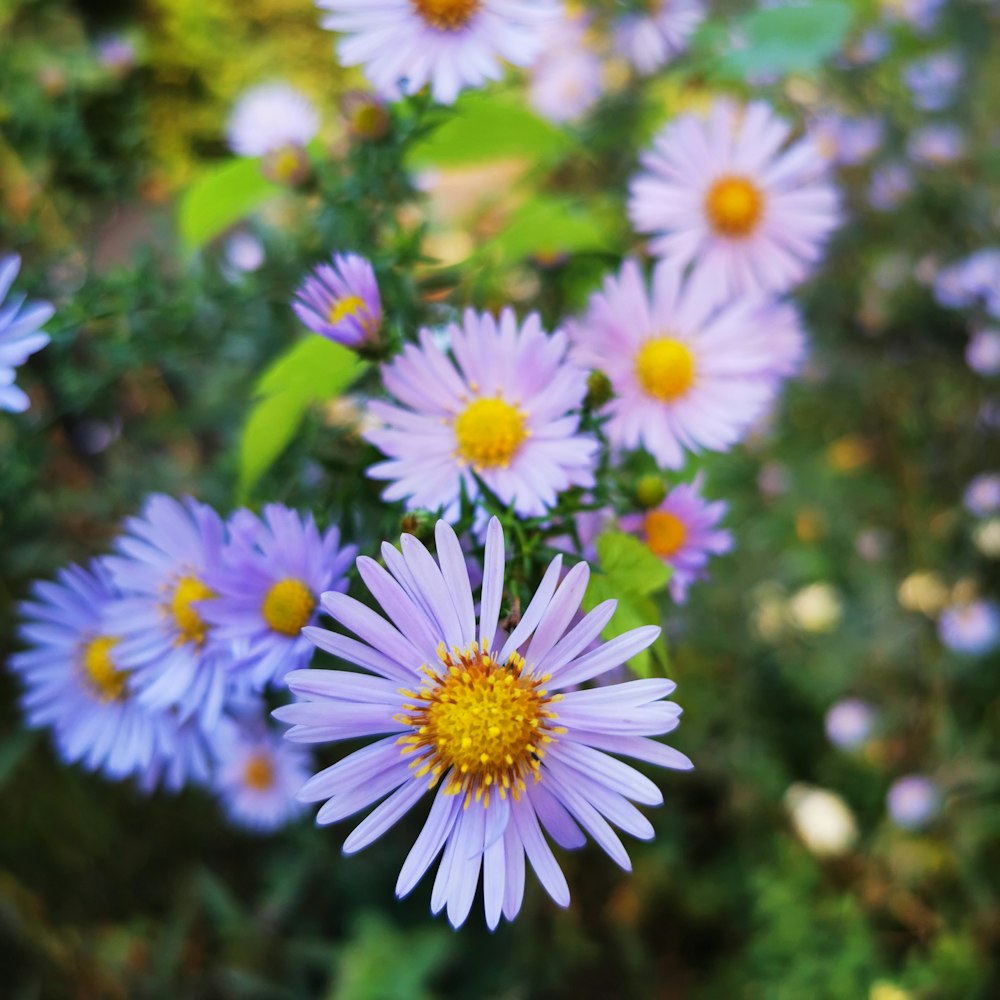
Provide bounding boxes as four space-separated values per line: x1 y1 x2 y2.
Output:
635 338 696 402
644 510 688 559
243 752 276 791
704 175 765 238
262 578 316 637
411 0 481 30
454 397 528 469
81 636 128 702
328 294 368 326
170 576 215 648
398 643 558 806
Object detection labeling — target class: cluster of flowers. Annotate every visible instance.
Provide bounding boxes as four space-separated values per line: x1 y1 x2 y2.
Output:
10 496 356 832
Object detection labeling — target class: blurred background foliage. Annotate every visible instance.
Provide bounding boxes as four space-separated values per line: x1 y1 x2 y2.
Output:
2 0 1000 997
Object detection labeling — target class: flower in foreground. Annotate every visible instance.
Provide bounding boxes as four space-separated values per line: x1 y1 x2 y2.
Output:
275 518 691 928
619 476 732 603
317 0 560 106
293 253 383 349
205 505 357 690
213 722 312 832
10 559 212 790
365 308 598 518
613 0 704 76
628 100 840 300
569 259 803 468
103 495 234 727
0 254 53 413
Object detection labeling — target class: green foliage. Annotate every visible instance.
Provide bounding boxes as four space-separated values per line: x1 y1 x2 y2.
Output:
238 336 366 501
583 531 671 678
179 158 284 254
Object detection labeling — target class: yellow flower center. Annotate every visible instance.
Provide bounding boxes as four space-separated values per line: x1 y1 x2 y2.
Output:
454 397 528 469
270 146 303 183
328 294 368 326
644 510 688 558
81 636 128 702
411 0 481 30
635 338 696 402
704 175 765 238
262 578 316 637
170 576 215 648
243 752 276 791
397 643 564 809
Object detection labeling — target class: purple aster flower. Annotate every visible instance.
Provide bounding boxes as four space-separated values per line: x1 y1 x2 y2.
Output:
811 113 884 167
274 517 691 928
966 329 1000 376
903 51 963 111
908 123 965 165
933 250 1000 314
868 162 913 212
0 254 53 413
964 473 1000 517
887 775 940 830
103 495 236 728
938 599 1000 655
628 100 840 300
292 253 383 349
824 698 877 751
318 0 560 106
619 476 733 603
227 83 319 158
529 11 602 124
9 560 212 790
95 35 137 74
204 505 357 691
212 720 312 832
613 0 705 75
568 259 804 469
365 308 598 519
885 0 945 34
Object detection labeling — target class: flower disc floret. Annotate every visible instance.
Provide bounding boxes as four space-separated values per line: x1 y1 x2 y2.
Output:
81 636 127 702
170 576 215 647
412 0 481 30
705 176 764 238
243 752 277 791
262 579 317 637
635 338 696 402
397 643 563 808
454 398 528 469
644 511 688 558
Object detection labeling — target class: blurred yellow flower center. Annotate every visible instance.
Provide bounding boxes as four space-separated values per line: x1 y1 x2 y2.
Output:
397 643 564 808
328 295 367 326
243 752 276 791
635 338 696 401
411 0 481 30
454 397 528 469
170 576 215 647
262 578 316 636
81 636 128 702
705 175 765 238
644 511 688 558
271 146 303 183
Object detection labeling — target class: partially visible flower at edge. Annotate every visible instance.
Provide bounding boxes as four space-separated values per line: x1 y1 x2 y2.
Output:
0 254 53 414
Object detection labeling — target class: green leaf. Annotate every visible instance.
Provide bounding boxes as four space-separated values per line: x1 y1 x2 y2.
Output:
595 530 672 597
406 91 576 168
479 195 615 262
238 338 365 499
717 2 854 78
178 158 283 253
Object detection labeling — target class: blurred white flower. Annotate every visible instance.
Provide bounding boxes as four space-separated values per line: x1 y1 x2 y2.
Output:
789 583 843 633
785 783 859 857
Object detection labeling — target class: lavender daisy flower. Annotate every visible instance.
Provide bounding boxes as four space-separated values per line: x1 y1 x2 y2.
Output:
613 0 705 75
0 254 53 413
628 100 840 300
908 123 965 166
212 721 312 832
569 259 804 469
966 330 1000 377
619 476 733 603
938 599 1000 655
811 113 884 167
227 83 319 183
103 495 234 727
933 250 1000 314
275 517 691 928
9 560 212 790
317 0 560 106
292 253 383 349
529 12 602 125
204 505 357 691
868 162 913 212
887 775 940 830
825 699 877 751
903 51 962 111
964 473 1000 517
365 308 598 519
